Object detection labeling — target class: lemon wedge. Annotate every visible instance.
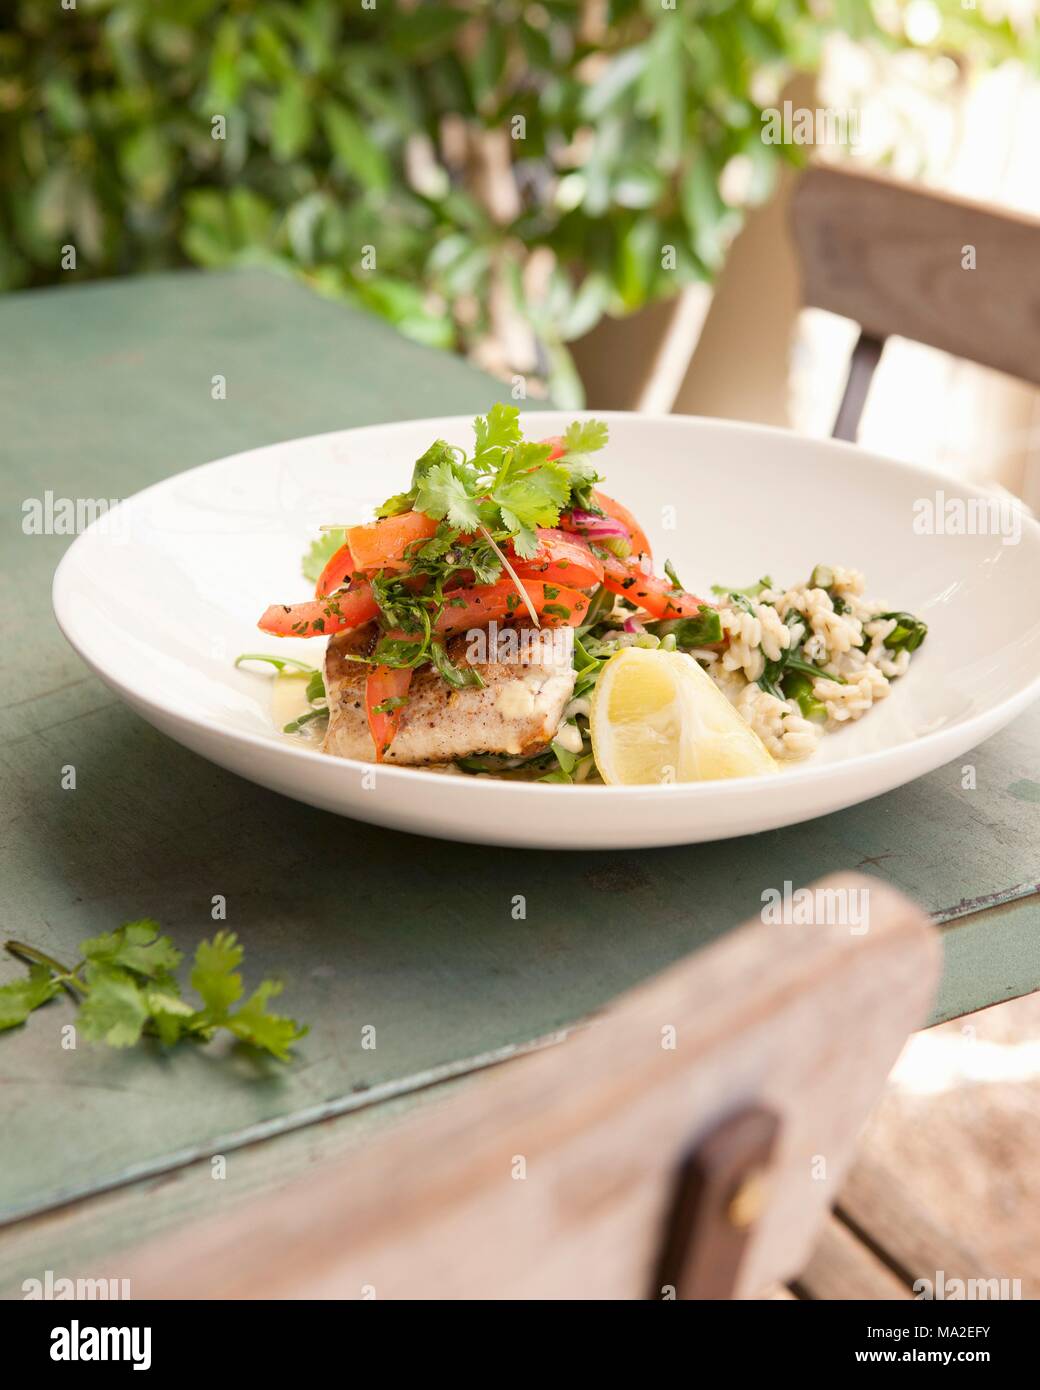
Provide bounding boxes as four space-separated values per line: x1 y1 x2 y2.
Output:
589 646 778 785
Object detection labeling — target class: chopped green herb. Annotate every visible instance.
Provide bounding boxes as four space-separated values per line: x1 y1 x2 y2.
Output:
429 638 485 691
874 611 928 653
664 558 684 591
711 576 773 600
372 695 409 715
648 606 722 649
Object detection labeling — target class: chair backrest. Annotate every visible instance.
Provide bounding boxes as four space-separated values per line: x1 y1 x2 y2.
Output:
791 165 1040 439
120 873 938 1300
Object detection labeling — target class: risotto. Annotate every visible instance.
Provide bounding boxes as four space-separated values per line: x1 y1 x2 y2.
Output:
703 565 925 761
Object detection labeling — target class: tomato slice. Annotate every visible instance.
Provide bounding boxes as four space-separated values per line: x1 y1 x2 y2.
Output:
539 435 567 462
315 542 357 599
599 553 711 621
347 511 439 572
527 579 591 628
593 491 652 563
366 654 413 761
435 579 590 637
510 528 604 589
258 583 379 637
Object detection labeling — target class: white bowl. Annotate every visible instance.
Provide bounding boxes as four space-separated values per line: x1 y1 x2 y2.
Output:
52 412 1040 849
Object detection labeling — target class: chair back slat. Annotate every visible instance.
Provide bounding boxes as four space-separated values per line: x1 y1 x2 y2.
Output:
120 874 939 1300
792 165 1040 387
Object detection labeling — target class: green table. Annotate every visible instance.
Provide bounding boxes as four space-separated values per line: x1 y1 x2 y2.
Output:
1 269 1037 1293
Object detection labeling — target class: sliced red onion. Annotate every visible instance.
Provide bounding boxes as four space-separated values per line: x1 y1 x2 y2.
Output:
565 509 630 540
623 616 645 634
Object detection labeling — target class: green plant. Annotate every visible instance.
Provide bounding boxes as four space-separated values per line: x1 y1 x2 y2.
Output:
0 1 1025 401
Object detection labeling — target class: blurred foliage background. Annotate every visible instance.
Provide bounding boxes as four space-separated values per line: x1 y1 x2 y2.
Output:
1 0 1029 401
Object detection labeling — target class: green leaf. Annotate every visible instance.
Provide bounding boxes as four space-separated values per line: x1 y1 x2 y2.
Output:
473 403 521 463
191 931 245 1021
78 966 150 1048
562 419 609 456
80 920 182 981
649 607 723 649
146 989 195 1047
270 80 314 162
0 965 61 1032
226 981 308 1062
414 460 483 530
429 638 485 691
302 529 347 584
491 443 570 536
874 612 928 654
375 492 414 519
322 101 390 193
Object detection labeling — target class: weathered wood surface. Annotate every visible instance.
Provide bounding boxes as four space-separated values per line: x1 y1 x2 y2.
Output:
794 1215 914 1301
793 1154 1002 1301
0 270 1037 1263
791 165 1040 386
116 876 939 1299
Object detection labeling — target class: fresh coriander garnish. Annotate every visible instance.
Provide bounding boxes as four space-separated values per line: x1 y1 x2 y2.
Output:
1 923 307 1061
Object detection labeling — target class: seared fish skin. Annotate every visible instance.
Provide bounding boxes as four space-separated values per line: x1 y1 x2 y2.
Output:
321 622 576 765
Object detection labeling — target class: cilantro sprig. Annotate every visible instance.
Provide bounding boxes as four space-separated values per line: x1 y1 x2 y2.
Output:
0 922 307 1062
379 406 607 561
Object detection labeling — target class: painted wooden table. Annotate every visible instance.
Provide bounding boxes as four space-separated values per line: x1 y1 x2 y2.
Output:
1 270 1038 1293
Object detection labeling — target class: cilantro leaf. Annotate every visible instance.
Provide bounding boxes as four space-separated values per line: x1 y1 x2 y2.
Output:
78 965 151 1047
0 964 61 1032
561 418 608 456
190 931 245 1021
375 492 414 519
2 923 308 1063
225 981 308 1062
414 460 484 530
491 443 570 545
429 638 485 691
146 988 195 1047
80 920 183 981
302 530 347 584
473 402 521 463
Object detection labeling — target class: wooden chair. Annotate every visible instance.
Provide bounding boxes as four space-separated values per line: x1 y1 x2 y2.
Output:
119 874 939 1299
790 164 1040 442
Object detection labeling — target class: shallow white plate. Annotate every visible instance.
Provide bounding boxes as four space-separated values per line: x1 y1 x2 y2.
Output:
53 412 1040 849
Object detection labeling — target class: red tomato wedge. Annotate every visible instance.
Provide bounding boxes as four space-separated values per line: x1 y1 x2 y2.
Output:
436 579 590 637
258 583 379 638
599 553 711 621
510 528 604 589
539 435 567 461
314 542 357 599
366 648 413 761
347 511 439 572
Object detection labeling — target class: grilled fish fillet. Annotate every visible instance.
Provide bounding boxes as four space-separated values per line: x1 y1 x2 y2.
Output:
321 622 576 765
